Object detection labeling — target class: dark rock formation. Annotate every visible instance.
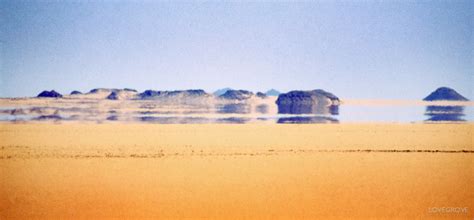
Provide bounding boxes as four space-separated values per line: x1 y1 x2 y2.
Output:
256 92 267 98
88 88 116 94
123 88 137 92
219 90 254 100
423 87 469 101
138 90 161 99
37 90 63 98
70 90 82 95
167 89 207 97
89 88 137 94
265 89 281 96
277 90 339 104
138 89 209 100
276 89 340 114
106 92 119 100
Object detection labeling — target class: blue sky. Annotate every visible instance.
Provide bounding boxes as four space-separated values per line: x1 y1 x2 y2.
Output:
1 1 472 99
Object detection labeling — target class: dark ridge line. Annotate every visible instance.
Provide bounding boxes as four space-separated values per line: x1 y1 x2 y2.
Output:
1 149 473 160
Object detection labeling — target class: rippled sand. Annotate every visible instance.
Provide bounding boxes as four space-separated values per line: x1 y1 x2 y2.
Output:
1 123 473 218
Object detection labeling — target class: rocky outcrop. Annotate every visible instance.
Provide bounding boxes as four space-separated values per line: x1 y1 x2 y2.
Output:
85 88 138 100
213 88 232 96
219 90 254 100
276 89 340 114
106 91 119 100
123 88 137 92
70 90 82 95
106 90 138 100
423 87 468 101
88 88 117 94
37 90 63 98
88 88 136 93
138 89 209 100
168 89 207 97
138 90 161 99
276 89 339 105
256 92 267 98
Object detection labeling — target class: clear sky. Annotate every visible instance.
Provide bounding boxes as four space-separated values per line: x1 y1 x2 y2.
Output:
1 1 472 99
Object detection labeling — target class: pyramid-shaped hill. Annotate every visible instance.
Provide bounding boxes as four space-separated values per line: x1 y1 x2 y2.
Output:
265 89 281 96
37 90 63 98
213 88 232 96
423 87 469 101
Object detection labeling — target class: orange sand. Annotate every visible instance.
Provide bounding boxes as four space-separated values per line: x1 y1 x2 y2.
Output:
1 123 473 219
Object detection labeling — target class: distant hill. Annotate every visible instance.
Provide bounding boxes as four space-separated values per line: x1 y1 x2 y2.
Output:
138 89 209 100
265 89 281 96
70 90 82 95
88 88 119 94
276 89 340 114
256 92 267 98
219 89 254 100
423 87 468 101
37 90 63 98
213 88 232 96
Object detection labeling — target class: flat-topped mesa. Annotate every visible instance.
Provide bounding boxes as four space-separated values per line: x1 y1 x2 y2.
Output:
276 89 340 114
37 90 63 98
88 88 137 94
167 89 207 97
219 90 254 101
137 89 210 100
123 88 138 92
276 89 339 106
423 87 469 101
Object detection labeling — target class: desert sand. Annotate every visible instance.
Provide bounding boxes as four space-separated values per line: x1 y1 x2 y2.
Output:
1 123 473 219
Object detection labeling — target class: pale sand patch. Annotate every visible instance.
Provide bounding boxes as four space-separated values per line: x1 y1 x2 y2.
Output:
341 99 474 106
1 124 473 219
